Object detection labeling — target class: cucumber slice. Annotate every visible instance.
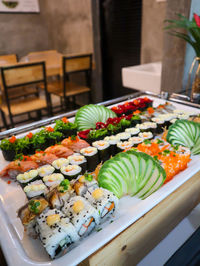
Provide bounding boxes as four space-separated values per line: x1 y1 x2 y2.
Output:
167 119 200 155
98 150 166 199
75 104 117 131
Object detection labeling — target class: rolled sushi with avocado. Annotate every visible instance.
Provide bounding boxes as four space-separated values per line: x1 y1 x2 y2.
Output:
92 140 110 162
80 147 99 172
35 208 79 259
17 169 39 188
73 173 99 196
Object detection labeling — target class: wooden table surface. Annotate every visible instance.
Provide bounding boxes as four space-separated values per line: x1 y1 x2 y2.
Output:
79 171 200 266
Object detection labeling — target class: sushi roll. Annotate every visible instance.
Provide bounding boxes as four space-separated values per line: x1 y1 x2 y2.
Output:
136 123 150 133
62 196 100 237
17 169 39 188
125 127 140 136
92 140 110 163
138 131 153 140
104 135 120 156
24 180 48 199
129 136 144 147
143 122 157 135
43 173 64 188
151 117 165 134
52 158 69 173
68 154 87 174
73 173 99 196
116 132 131 141
36 209 79 259
84 187 118 221
46 179 74 209
80 147 99 172
18 197 49 238
61 165 82 180
116 140 133 152
38 165 55 178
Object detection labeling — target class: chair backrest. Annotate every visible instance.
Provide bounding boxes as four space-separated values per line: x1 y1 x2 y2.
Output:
28 50 61 64
0 54 17 66
63 53 92 74
1 61 50 117
62 54 93 97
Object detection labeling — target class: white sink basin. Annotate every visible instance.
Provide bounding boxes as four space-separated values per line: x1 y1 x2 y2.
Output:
122 62 162 94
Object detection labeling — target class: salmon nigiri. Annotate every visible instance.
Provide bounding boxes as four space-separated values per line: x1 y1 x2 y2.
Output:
0 160 38 179
61 136 90 152
45 145 73 158
31 151 58 166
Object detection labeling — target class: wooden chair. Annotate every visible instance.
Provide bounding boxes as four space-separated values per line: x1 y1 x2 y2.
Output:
47 53 93 110
0 61 52 129
0 54 17 66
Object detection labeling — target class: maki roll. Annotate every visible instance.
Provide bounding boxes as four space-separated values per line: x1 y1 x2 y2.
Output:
84 187 118 221
36 209 79 259
24 180 48 199
46 179 74 209
138 132 153 140
151 117 165 134
129 136 144 147
80 147 99 172
62 196 100 237
73 173 99 196
116 140 133 152
104 135 120 156
18 197 49 238
68 154 87 174
116 132 131 141
92 140 110 163
125 127 140 136
38 165 55 178
61 165 82 180
136 123 150 133
52 158 69 173
170 118 177 125
143 122 157 135
43 173 64 188
17 169 39 188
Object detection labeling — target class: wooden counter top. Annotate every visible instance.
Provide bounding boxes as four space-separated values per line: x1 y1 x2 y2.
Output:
80 171 200 266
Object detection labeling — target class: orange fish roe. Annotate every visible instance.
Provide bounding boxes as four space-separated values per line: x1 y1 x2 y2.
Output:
147 107 154 115
136 141 191 183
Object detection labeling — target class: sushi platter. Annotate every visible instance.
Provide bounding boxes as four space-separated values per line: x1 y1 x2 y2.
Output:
0 93 200 266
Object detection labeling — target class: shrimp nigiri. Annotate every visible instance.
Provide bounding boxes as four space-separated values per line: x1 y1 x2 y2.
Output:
61 136 90 152
31 151 58 166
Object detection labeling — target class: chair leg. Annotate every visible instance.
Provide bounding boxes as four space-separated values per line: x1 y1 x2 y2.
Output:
37 110 42 120
0 109 8 130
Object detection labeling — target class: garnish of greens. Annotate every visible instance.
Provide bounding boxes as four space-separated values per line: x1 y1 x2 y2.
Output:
144 139 151 145
28 200 41 214
58 179 70 193
156 139 164 144
84 173 93 182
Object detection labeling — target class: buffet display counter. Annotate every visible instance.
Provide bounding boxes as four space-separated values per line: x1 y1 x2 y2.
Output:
0 91 200 266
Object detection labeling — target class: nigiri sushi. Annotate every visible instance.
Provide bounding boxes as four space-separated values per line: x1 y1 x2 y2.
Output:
61 136 90 152
45 145 74 158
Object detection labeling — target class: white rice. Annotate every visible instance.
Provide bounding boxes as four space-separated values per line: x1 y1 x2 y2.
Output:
117 140 133 150
125 127 140 136
52 158 69 170
116 132 131 140
80 147 98 157
68 155 86 165
36 209 79 259
138 131 153 140
24 180 48 198
104 135 120 145
17 169 38 184
61 165 81 177
92 140 109 150
43 173 64 187
38 165 55 177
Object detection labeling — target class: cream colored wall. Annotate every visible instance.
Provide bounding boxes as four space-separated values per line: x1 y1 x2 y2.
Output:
141 0 166 64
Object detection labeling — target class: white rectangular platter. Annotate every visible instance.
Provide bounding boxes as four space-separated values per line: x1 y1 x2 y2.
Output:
0 95 200 266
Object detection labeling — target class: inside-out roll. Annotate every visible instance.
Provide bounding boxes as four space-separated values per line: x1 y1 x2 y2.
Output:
73 173 99 196
36 209 79 259
62 196 100 237
84 187 118 221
